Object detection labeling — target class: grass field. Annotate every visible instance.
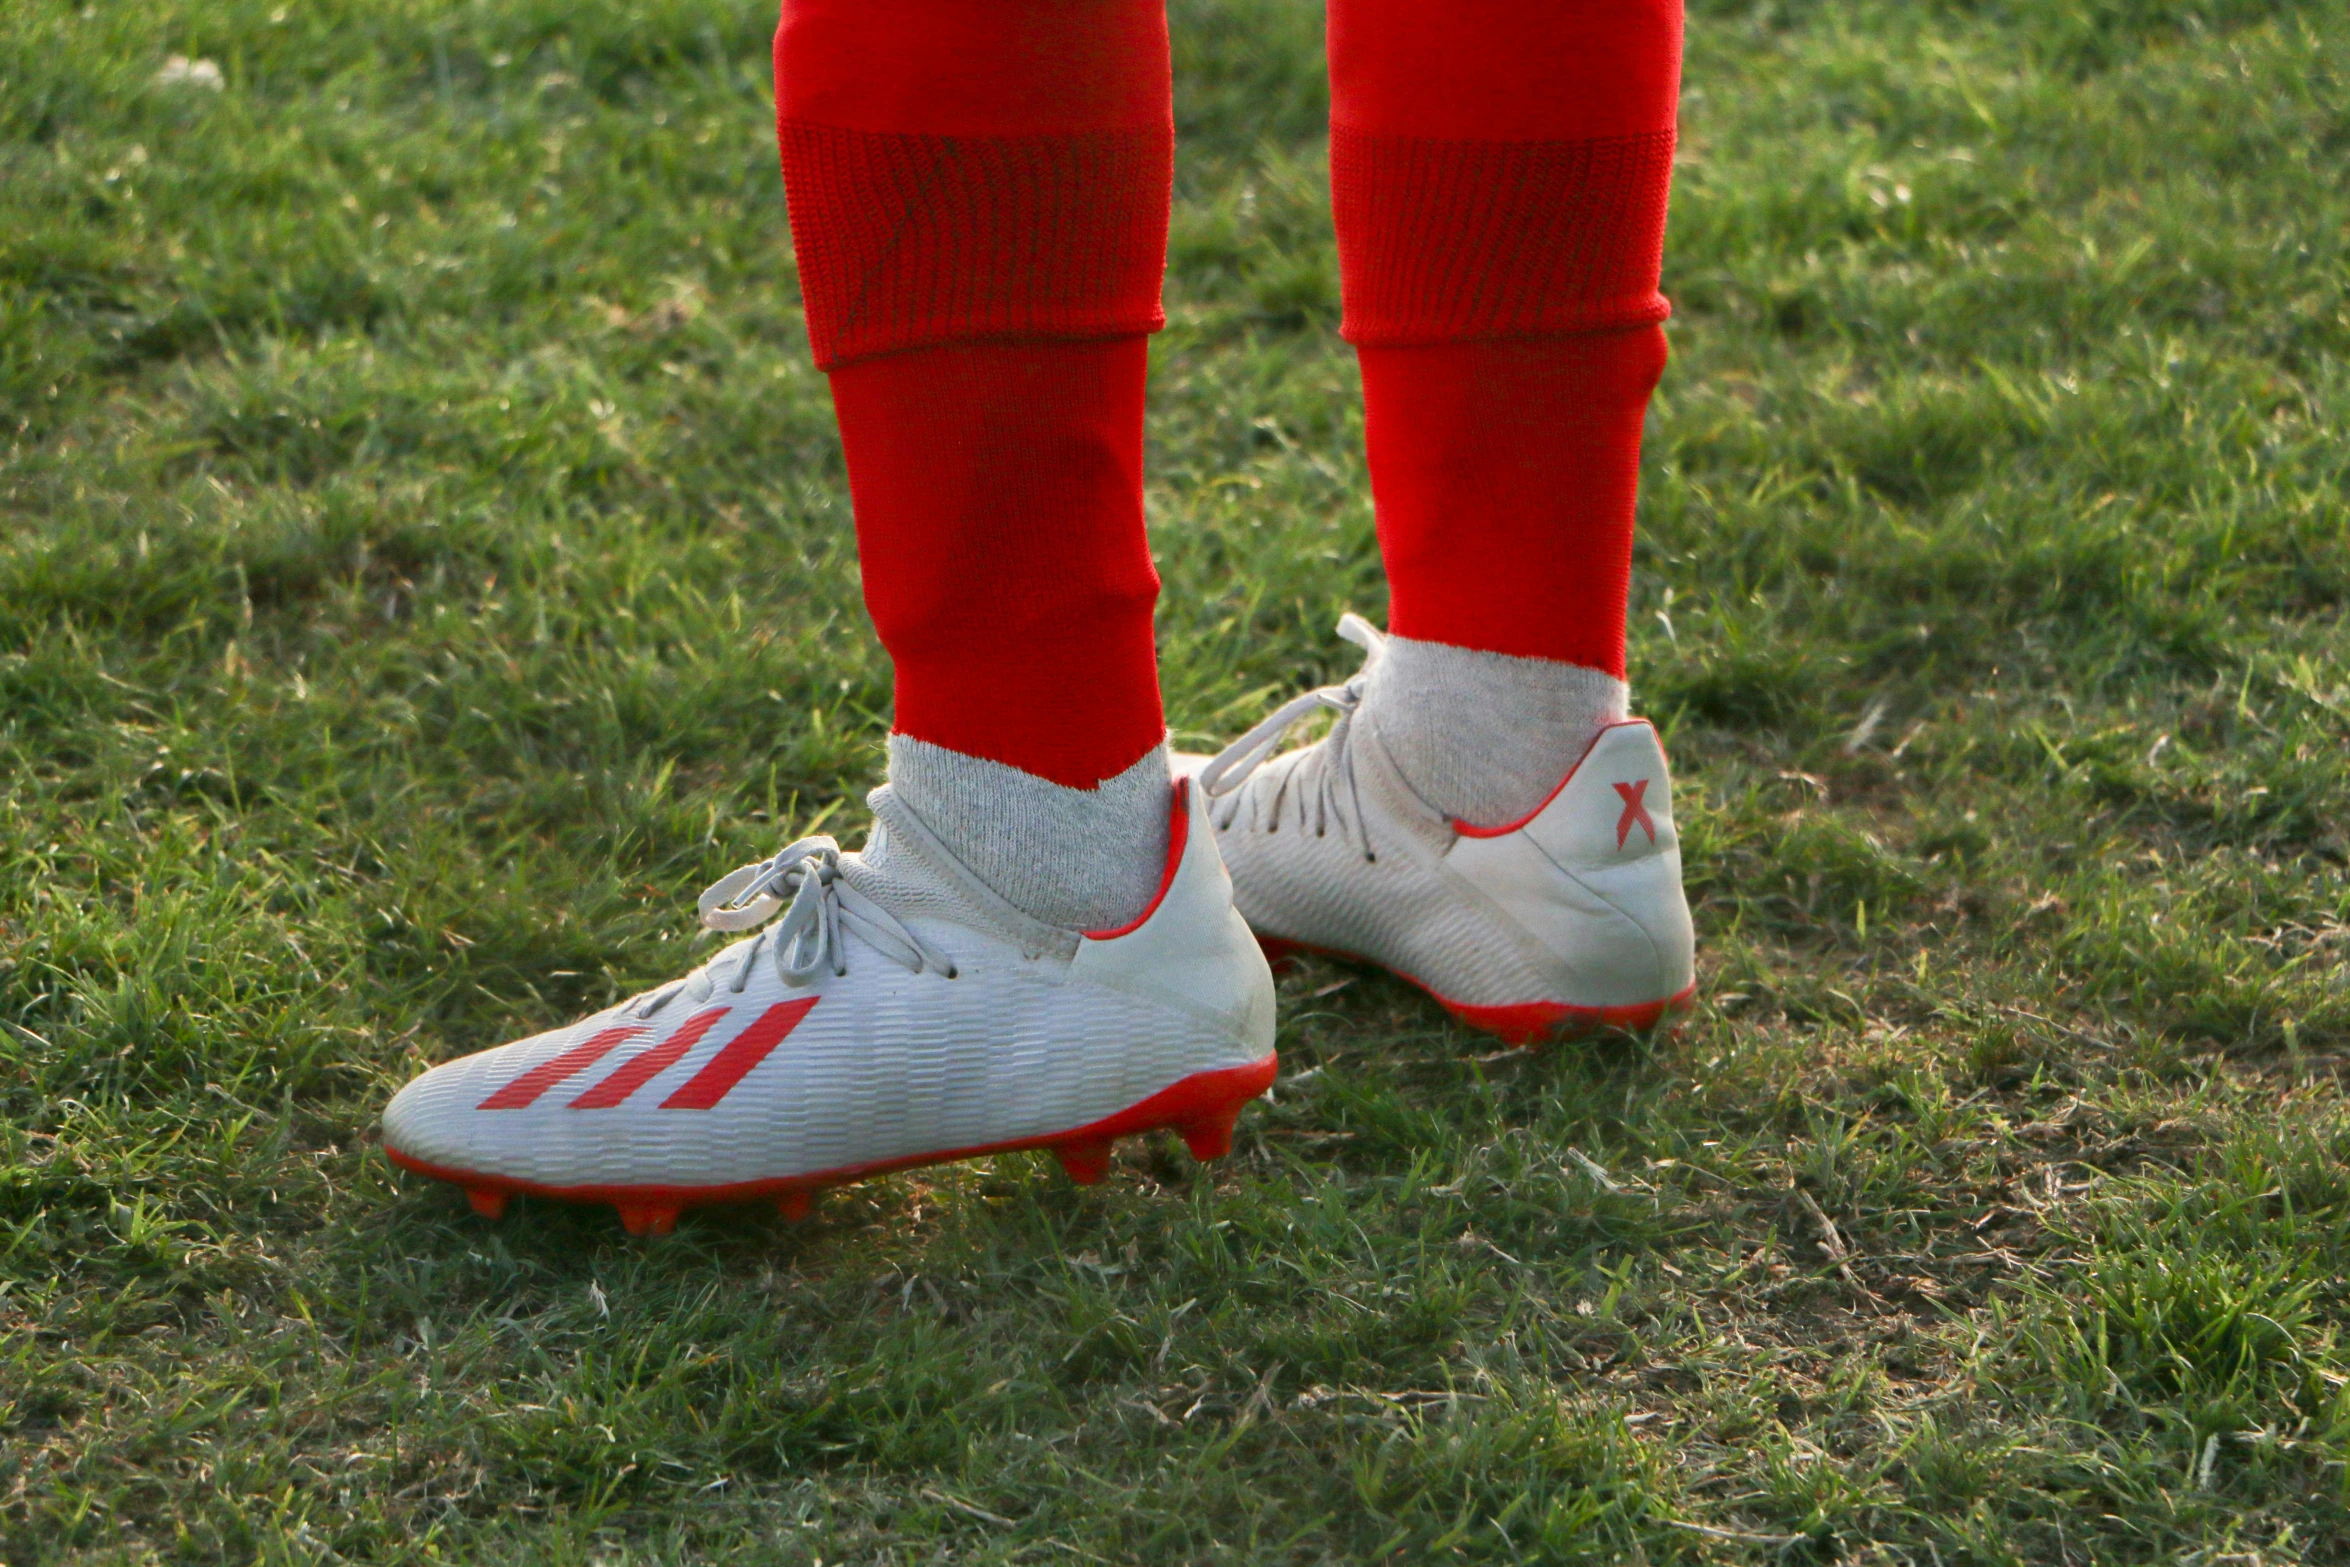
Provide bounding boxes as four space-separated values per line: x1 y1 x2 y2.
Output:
5 0 2349 1560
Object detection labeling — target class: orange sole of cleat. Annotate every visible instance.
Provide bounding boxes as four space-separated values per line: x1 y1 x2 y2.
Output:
1257 935 1696 1047
385 1052 1278 1234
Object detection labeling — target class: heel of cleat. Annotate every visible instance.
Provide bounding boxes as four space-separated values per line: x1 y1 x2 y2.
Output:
617 1202 681 1237
1055 1139 1113 1186
466 1189 508 1220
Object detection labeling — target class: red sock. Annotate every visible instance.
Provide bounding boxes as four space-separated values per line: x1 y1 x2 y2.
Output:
775 0 1172 787
1328 0 1684 678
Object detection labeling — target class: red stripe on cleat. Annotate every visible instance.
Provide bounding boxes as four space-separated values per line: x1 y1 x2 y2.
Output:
569 1007 729 1109
660 998 818 1110
478 1026 644 1109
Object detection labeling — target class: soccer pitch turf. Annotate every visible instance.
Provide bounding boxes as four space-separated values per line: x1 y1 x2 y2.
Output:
4 0 2349 1560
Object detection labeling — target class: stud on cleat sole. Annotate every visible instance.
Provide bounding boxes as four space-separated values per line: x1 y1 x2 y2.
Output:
467 1189 508 1220
1056 1139 1113 1185
1180 1106 1241 1162
617 1202 680 1237
775 1187 815 1223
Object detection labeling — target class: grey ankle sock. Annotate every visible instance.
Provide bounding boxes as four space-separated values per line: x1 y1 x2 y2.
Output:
1364 632 1628 826
879 735 1171 932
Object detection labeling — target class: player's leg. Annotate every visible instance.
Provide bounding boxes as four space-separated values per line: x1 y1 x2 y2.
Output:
1178 0 1694 1044
382 0 1275 1230
785 0 1176 934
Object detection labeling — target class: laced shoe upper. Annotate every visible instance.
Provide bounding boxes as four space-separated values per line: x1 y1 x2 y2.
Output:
1176 616 1694 1022
382 780 1274 1193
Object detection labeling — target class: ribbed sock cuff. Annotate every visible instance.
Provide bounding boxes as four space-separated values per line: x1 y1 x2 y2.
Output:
1331 126 1675 347
780 120 1171 369
882 734 1171 932
774 0 1173 368
1365 633 1628 828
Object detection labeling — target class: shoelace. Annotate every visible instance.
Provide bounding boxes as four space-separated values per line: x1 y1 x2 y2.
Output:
1196 612 1383 862
629 835 955 1019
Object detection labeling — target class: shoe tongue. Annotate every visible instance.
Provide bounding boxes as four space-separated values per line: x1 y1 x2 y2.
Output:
841 785 1081 963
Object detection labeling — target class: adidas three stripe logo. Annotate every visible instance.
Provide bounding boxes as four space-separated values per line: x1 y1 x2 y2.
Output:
476 999 818 1112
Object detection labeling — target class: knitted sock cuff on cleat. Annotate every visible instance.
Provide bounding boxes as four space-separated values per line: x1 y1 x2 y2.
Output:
876 734 1173 934
1364 632 1628 830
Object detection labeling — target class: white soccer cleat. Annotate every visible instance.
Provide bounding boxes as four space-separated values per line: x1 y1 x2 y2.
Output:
382 779 1276 1233
1174 615 1695 1046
